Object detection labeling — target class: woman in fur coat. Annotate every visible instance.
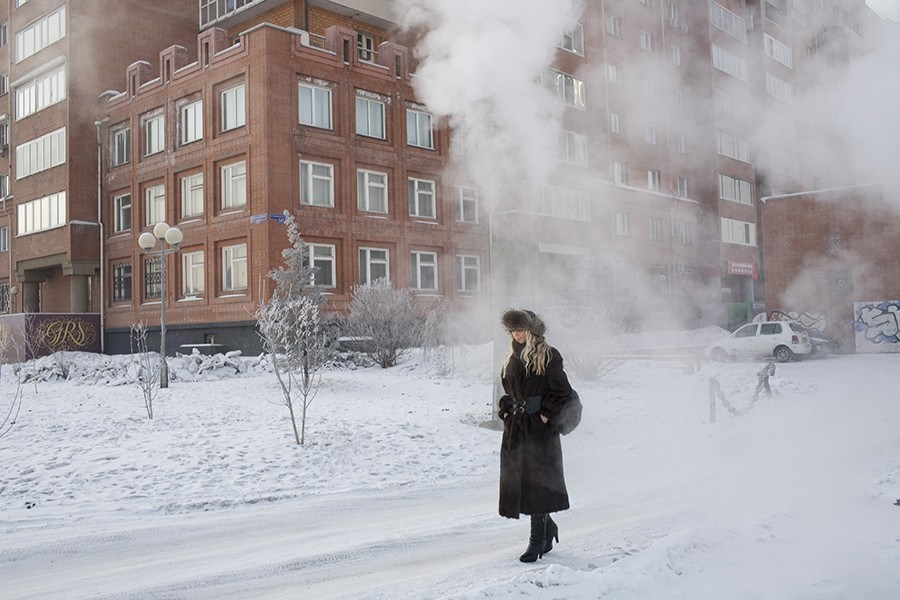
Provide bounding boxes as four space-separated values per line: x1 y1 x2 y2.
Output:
497 308 573 562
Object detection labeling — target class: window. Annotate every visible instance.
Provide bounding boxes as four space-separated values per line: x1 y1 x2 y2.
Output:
717 130 751 162
221 83 246 131
300 161 334 207
647 169 661 192
712 44 748 80
309 243 336 288
615 211 630 236
406 108 433 149
181 173 204 217
357 169 388 214
533 186 590 222
561 23 584 55
645 126 657 145
15 64 65 120
608 62 623 85
113 193 132 233
606 14 621 37
559 130 588 165
671 46 681 66
16 6 66 63
16 191 65 235
639 0 650 5
721 217 756 246
675 222 692 245
182 251 205 295
143 112 164 156
650 216 663 241
0 174 7 197
454 186 478 223
16 127 65 178
221 161 246 209
613 161 629 185
0 225 7 251
760 323 782 336
677 176 689 198
222 243 248 291
410 251 437 291
718 174 753 204
112 127 131 167
676 133 686 154
650 266 668 295
180 100 203 144
113 263 132 303
766 72 794 103
709 1 747 42
299 83 332 129
144 257 162 300
408 178 436 219
357 32 375 61
0 22 6 48
640 30 653 52
0 73 7 96
610 112 624 134
765 34 794 68
359 247 389 284
356 94 385 139
145 184 166 226
456 255 480 292
541 69 586 109
715 87 751 119
0 282 8 313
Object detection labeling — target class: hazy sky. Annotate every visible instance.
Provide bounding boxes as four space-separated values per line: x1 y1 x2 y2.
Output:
867 0 900 21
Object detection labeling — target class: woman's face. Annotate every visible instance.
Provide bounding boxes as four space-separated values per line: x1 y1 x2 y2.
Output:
509 329 527 344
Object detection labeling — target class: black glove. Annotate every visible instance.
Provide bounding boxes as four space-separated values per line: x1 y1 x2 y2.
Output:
524 395 543 414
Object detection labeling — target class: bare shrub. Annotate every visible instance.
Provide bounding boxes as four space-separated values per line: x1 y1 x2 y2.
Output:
130 322 159 419
553 303 628 381
345 280 422 368
0 324 24 439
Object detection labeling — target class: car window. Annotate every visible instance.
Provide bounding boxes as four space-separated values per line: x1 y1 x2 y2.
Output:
733 324 758 338
760 323 781 335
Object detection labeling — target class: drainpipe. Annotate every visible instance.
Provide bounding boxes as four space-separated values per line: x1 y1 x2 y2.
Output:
94 117 109 352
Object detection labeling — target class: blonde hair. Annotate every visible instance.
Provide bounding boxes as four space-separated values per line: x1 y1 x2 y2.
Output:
502 330 553 377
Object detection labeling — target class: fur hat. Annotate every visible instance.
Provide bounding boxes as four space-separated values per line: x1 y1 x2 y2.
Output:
501 308 546 337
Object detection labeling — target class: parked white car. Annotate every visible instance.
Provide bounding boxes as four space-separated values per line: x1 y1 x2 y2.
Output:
705 321 812 363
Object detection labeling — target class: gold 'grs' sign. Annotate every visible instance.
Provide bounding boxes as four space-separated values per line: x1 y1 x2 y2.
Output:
35 316 98 351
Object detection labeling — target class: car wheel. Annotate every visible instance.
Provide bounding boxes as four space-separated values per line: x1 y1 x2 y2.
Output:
774 346 793 363
710 347 728 363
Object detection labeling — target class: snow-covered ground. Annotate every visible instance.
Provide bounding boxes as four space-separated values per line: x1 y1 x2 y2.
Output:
1 345 899 599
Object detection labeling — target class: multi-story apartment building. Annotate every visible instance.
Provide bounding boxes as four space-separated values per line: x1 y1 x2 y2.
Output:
0 0 885 357
0 0 197 342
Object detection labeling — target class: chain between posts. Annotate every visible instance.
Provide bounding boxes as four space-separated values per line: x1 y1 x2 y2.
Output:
709 361 776 423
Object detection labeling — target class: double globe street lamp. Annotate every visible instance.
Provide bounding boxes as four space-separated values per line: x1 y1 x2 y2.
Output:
138 222 183 389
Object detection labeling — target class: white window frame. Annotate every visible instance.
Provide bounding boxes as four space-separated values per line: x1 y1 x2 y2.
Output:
222 243 248 291
113 193 132 233
181 172 204 217
675 222 692 245
721 217 756 246
356 94 386 139
716 130 751 162
677 176 689 198
182 251 205 295
650 216 663 241
309 243 336 288
300 161 334 207
709 1 747 42
357 169 388 214
610 112 624 134
408 177 436 219
613 161 628 185
180 99 203 145
15 5 65 63
16 127 65 179
454 186 478 224
608 62 623 85
541 69 586 109
645 126 658 145
560 23 584 55
299 83 332 130
712 44 748 81
221 160 247 209
647 169 661 192
456 254 480 292
676 133 686 154
766 72 794 103
15 64 65 120
718 174 753 205
359 247 389 285
112 127 131 167
0 225 8 251
16 191 66 235
357 32 375 62
221 83 246 131
765 33 794 69
606 14 621 37
406 108 433 149
145 184 166 226
640 30 653 52
559 130 588 165
143 112 164 156
410 251 438 291
615 211 630 236
671 45 681 66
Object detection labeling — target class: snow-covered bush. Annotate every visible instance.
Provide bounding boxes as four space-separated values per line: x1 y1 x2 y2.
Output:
344 280 422 368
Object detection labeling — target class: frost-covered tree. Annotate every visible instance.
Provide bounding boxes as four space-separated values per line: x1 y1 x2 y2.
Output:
0 324 24 439
256 213 326 445
130 322 159 419
345 279 422 368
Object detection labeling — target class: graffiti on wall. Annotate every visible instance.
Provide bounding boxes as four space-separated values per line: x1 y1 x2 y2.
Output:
854 301 900 353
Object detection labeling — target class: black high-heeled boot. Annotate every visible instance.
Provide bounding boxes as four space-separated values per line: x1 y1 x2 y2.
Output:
519 514 548 563
542 515 559 555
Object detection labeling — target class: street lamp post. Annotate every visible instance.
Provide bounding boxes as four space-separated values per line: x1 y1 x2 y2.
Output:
138 222 183 389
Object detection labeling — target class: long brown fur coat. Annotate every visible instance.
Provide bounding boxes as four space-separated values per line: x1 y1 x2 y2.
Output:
497 342 572 518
